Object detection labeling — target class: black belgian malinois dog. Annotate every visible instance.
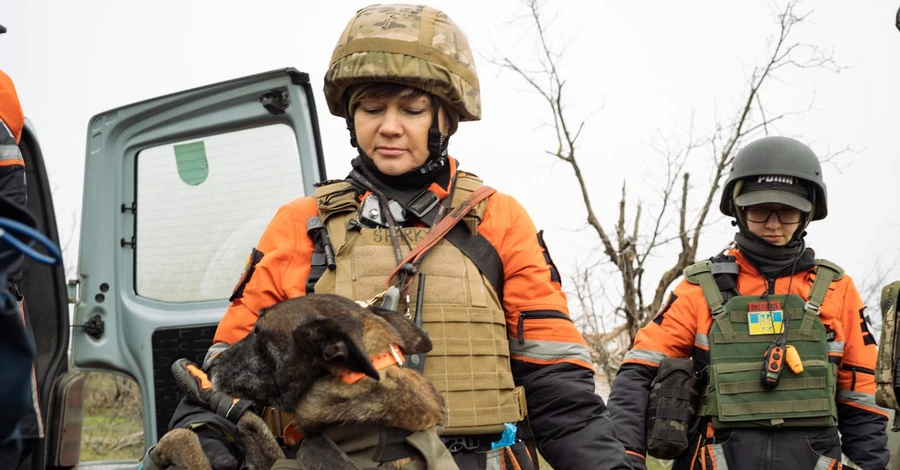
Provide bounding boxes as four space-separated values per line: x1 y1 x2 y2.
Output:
151 294 448 470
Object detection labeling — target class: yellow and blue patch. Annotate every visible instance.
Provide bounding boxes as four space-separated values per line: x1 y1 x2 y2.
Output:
748 310 784 335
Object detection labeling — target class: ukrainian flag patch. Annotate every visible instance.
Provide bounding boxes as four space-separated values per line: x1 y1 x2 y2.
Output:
748 310 784 335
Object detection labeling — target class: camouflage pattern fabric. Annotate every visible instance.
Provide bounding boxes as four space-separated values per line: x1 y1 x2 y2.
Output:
646 357 700 459
876 281 900 411
324 3 481 121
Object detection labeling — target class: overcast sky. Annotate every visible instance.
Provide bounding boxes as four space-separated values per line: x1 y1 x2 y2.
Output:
3 0 899 322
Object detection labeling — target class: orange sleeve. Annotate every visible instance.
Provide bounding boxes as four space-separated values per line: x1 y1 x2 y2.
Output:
622 279 703 367
213 197 317 345
835 275 889 417
479 193 569 318
479 193 596 369
0 70 24 144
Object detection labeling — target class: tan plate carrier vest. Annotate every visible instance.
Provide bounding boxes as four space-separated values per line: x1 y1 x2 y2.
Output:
312 175 526 435
686 259 842 429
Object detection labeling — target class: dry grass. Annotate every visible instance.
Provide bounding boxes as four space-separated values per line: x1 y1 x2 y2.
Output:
80 371 144 462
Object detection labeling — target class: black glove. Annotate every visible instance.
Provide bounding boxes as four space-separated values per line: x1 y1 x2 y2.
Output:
161 359 256 470
194 426 241 470
171 359 255 423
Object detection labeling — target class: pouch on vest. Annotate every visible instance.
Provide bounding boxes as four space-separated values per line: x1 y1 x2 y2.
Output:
646 357 700 459
875 281 900 416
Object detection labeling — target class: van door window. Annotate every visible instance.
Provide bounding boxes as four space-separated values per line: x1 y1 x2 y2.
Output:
134 124 303 303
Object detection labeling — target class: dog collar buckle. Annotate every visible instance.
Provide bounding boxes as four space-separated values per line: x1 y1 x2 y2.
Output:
388 344 405 367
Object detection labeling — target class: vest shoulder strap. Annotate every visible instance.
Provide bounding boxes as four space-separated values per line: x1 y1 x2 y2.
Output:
452 173 488 228
805 259 843 314
684 255 740 316
442 173 503 301
813 258 844 281
684 261 725 316
312 180 359 222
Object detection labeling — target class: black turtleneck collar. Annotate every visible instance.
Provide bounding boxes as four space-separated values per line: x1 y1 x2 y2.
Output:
349 155 451 192
734 228 816 278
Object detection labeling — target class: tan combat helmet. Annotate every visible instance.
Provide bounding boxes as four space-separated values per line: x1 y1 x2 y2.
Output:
323 4 481 122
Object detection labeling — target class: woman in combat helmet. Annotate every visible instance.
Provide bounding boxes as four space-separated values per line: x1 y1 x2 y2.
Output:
162 4 631 470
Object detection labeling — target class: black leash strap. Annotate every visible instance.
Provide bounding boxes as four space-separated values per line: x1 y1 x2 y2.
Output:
443 223 504 303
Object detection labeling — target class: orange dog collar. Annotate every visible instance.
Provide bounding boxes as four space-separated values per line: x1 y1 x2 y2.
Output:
339 344 405 384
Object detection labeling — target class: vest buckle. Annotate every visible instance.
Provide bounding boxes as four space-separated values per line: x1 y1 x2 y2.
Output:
442 435 482 453
406 190 440 220
804 301 821 315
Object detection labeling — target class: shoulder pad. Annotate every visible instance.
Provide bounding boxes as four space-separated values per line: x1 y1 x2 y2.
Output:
450 173 488 226
454 173 484 193
684 260 712 285
684 257 739 285
314 179 349 188
312 180 355 198
814 258 844 281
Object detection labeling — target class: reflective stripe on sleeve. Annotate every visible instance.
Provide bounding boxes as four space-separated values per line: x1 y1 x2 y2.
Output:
622 348 667 367
837 389 891 417
509 336 594 369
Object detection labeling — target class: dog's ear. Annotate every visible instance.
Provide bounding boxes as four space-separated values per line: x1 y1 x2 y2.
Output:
366 306 433 355
292 316 380 381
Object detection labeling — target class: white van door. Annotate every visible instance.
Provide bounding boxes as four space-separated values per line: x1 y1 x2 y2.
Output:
69 68 326 457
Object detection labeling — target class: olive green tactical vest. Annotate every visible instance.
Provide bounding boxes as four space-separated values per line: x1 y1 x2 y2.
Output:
312 175 526 435
686 260 841 429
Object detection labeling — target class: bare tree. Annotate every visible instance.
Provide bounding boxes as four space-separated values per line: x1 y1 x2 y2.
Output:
494 0 840 370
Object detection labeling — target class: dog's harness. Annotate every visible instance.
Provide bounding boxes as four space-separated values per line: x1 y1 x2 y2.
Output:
338 343 405 384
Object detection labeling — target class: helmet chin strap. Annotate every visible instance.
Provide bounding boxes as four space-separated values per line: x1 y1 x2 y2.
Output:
425 95 449 164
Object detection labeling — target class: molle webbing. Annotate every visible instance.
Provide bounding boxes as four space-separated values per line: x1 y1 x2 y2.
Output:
700 262 841 428
312 176 524 435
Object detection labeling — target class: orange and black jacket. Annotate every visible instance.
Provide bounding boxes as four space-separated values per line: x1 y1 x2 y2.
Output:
0 69 43 442
607 249 888 469
0 69 26 282
180 160 630 469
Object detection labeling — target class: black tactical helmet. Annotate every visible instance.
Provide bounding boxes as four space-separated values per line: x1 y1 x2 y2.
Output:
720 136 827 221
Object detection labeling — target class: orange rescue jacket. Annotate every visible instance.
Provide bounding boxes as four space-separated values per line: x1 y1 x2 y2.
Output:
625 249 883 417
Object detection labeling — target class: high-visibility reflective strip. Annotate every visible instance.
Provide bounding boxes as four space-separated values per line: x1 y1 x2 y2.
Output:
0 121 16 144
707 444 728 469
0 122 21 164
509 337 592 367
814 455 839 470
827 340 844 355
622 348 667 367
485 451 503 470
837 389 891 416
0 144 22 162
695 332 709 349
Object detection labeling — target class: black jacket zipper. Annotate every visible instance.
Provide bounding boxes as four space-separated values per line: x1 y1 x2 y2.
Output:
840 364 875 391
